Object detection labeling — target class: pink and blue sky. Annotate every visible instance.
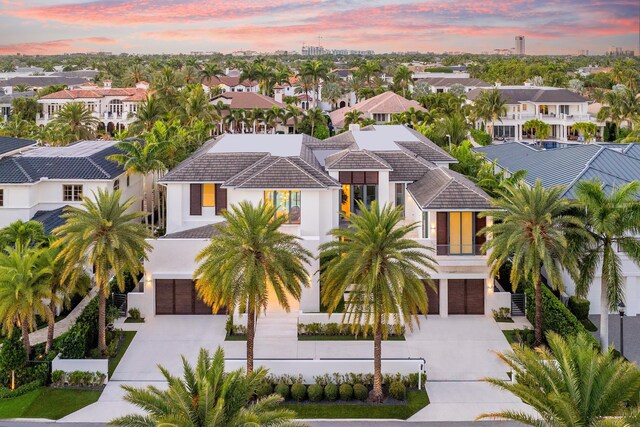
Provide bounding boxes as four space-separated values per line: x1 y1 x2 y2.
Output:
0 0 638 55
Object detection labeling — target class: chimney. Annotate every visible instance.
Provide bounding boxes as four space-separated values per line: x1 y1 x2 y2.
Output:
273 86 284 103
349 124 361 132
103 79 112 88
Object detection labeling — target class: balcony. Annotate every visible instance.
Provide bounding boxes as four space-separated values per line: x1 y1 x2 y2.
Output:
436 244 484 256
499 113 599 123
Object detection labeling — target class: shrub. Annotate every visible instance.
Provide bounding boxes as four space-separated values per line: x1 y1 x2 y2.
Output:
308 384 323 402
324 383 338 401
128 308 141 320
0 380 40 399
339 383 353 401
492 307 511 321
0 332 26 387
513 328 535 347
274 383 290 399
471 129 492 146
59 322 90 359
51 370 65 386
353 383 368 401
94 371 106 386
256 382 273 398
291 383 307 402
297 322 405 338
568 296 590 320
389 381 406 401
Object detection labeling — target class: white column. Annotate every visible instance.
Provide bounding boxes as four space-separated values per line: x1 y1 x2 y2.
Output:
439 278 448 317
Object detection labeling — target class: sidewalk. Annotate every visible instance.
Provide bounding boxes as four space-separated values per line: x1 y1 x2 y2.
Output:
29 287 98 345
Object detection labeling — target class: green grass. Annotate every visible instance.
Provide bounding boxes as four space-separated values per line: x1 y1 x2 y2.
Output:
580 318 598 332
0 388 101 420
124 318 145 323
283 389 429 419
225 335 248 341
502 330 517 345
298 335 406 341
108 331 136 377
495 318 515 323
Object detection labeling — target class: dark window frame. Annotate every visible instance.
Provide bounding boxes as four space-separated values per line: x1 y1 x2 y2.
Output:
63 184 83 202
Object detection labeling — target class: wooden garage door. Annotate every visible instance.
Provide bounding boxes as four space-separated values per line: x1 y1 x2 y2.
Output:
448 279 485 315
421 279 439 315
155 279 224 315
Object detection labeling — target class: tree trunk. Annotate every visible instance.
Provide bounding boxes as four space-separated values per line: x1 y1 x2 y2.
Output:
20 318 31 361
599 274 609 349
369 314 384 403
246 303 256 374
98 284 107 354
534 279 543 346
142 178 148 226
46 301 56 354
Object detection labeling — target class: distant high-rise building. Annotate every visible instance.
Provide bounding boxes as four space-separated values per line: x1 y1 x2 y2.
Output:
301 45 325 56
515 36 525 55
607 46 635 57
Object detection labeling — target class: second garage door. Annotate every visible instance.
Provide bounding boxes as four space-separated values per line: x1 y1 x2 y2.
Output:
448 279 484 315
420 279 440 315
155 279 224 315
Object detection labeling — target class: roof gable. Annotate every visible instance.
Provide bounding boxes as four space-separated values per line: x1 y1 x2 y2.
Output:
324 149 392 170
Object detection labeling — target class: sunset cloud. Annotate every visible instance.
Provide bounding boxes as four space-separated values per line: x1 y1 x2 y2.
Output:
0 38 116 55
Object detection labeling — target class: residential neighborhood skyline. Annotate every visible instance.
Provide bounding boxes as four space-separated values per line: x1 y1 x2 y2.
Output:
0 0 639 56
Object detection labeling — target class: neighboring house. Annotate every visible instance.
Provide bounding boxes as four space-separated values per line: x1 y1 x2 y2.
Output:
0 136 37 158
0 90 37 122
0 76 89 93
414 77 491 93
129 125 509 319
466 84 604 142
202 76 260 95
36 81 150 133
330 91 425 129
0 140 148 229
211 92 290 134
475 142 640 316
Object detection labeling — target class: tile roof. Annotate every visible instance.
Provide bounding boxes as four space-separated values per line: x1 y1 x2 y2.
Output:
407 168 492 210
212 92 285 109
0 140 124 184
329 91 425 128
31 206 68 235
0 90 36 104
39 87 148 100
373 150 433 181
416 77 491 87
324 149 392 170
202 76 257 87
162 223 223 239
467 86 589 104
0 136 37 156
162 152 270 182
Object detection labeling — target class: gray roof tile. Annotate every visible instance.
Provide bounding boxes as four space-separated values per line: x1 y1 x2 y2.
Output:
0 136 36 156
324 149 392 170
373 150 434 181
407 168 492 210
162 223 223 239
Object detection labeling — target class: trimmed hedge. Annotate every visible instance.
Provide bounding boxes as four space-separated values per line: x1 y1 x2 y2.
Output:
291 383 307 402
0 380 40 399
324 383 339 401
470 129 492 146
274 383 290 399
339 383 353 401
389 381 407 401
353 383 368 401
568 296 590 321
308 384 323 402
525 284 598 346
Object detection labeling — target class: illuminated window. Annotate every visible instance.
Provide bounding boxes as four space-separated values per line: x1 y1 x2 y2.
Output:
449 212 473 254
264 190 301 224
202 184 215 207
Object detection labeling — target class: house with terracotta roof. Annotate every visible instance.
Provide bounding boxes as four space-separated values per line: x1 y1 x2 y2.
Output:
129 125 510 320
330 91 425 129
36 81 151 134
466 84 605 142
201 75 259 95
211 92 292 134
414 77 491 94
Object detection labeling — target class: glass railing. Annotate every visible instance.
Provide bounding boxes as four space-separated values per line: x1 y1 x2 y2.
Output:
436 244 484 256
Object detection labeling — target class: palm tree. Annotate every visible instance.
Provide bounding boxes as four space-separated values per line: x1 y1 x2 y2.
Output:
265 106 286 134
319 202 437 402
108 140 165 228
304 107 325 137
152 66 180 106
358 60 382 87
12 84 30 93
481 181 587 346
111 347 301 427
194 202 312 373
51 102 99 141
393 65 413 98
212 100 230 134
128 95 163 135
284 104 302 134
473 88 507 139
321 81 343 109
176 85 214 126
299 60 329 108
200 61 223 84
54 189 151 354
478 332 640 426
343 109 364 128
0 219 45 251
574 180 640 349
0 247 51 359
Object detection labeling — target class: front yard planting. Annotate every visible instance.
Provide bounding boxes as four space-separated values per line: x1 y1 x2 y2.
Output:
0 387 101 419
297 322 406 341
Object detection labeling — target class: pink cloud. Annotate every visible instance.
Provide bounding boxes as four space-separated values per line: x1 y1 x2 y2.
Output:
0 37 116 55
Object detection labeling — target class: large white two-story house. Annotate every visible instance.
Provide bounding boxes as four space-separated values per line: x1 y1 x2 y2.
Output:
0 140 148 232
467 84 605 142
129 125 510 320
36 81 151 134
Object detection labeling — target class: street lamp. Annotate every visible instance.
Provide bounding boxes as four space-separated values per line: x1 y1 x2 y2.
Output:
446 134 452 150
618 301 626 357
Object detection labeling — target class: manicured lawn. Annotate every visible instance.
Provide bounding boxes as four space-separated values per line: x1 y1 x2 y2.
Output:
0 388 101 420
502 330 517 345
298 335 405 341
108 331 136 377
124 318 145 324
283 389 429 419
495 318 515 323
225 335 248 341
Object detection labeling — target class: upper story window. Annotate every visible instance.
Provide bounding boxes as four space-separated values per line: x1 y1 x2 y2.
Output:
0 189 3 207
435 212 486 256
395 183 405 218
559 105 569 115
202 183 215 207
113 179 120 191
63 185 83 202
373 113 386 122
339 171 378 220
264 190 301 224
190 183 227 216
539 105 549 115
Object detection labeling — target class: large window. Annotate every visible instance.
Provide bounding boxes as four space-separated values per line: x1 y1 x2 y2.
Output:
493 125 515 138
264 190 301 224
395 183 405 218
63 185 83 202
449 212 474 255
559 105 569 115
373 113 387 122
341 184 377 218
202 183 215 207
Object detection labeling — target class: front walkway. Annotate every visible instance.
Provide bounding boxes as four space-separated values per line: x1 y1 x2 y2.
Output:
61 314 533 423
29 287 98 345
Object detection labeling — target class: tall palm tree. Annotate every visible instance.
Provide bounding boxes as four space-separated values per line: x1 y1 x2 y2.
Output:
51 102 99 141
176 85 214 126
481 181 587 346
248 108 264 134
284 104 302 134
212 100 230 134
358 60 382 87
394 65 413 98
299 60 329 108
473 88 507 138
319 202 437 402
321 81 343 109
574 180 640 349
343 109 364 128
54 189 151 354
0 247 52 359
128 95 164 135
112 347 302 427
303 107 325 137
0 219 45 251
108 140 165 228
478 332 640 426
152 66 180 107
194 202 312 373
265 106 286 134
199 61 223 84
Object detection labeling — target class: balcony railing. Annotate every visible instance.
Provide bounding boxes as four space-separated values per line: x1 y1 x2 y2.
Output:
436 244 484 256
498 113 598 122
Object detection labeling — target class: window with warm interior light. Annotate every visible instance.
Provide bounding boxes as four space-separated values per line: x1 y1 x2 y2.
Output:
449 212 474 254
264 190 301 224
202 184 216 207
